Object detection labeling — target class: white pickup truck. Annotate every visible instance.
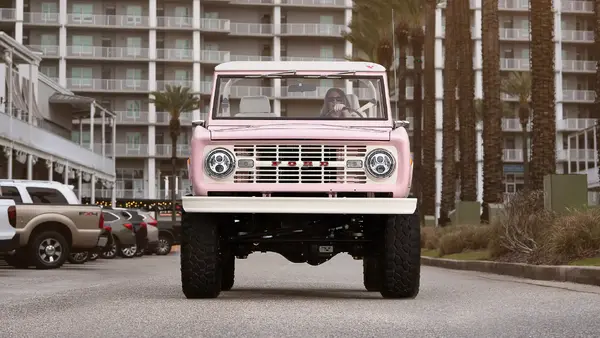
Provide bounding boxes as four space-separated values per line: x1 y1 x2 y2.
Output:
0 198 18 253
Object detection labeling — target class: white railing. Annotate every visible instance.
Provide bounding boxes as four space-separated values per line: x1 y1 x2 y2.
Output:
0 8 16 20
155 80 193 91
156 112 193 124
66 46 150 59
562 90 596 102
500 58 529 70
503 149 525 162
498 0 529 10
280 0 346 6
201 18 231 31
156 16 193 28
561 0 594 13
281 56 345 62
24 12 59 24
156 48 193 61
557 118 597 131
231 55 274 61
155 144 191 157
114 111 150 124
562 60 596 72
280 23 345 37
67 13 149 27
93 143 150 157
201 50 231 63
499 28 529 40
26 45 60 57
230 23 273 35
66 78 150 92
561 30 595 42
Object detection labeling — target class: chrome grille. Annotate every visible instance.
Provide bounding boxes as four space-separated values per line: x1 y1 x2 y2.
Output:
233 144 368 184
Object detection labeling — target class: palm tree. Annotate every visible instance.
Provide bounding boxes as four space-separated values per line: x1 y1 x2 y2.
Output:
481 0 503 223
501 72 532 188
594 0 600 176
150 85 201 221
456 0 477 201
410 26 425 211
529 0 556 190
395 21 410 120
439 0 459 226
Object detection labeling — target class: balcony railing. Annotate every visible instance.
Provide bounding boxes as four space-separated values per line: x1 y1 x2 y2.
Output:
503 149 526 162
231 55 274 61
500 58 529 71
498 0 529 10
561 0 594 13
499 28 529 40
201 50 230 63
281 56 345 62
93 143 150 157
156 16 193 29
280 0 346 6
280 23 346 37
557 118 597 131
23 12 59 24
230 23 273 35
66 78 149 92
561 30 595 42
66 46 150 59
562 90 596 102
67 14 150 28
156 48 193 61
156 144 191 157
201 18 231 32
562 60 596 72
26 45 60 57
155 80 193 91
156 112 193 124
114 111 150 124
0 8 16 20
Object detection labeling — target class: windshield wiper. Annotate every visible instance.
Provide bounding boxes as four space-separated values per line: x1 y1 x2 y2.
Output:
305 71 357 79
245 71 297 79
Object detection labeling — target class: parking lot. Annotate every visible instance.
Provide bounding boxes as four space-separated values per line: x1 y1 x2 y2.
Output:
2 249 600 338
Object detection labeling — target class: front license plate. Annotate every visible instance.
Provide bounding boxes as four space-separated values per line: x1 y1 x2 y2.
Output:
319 245 333 253
97 236 108 248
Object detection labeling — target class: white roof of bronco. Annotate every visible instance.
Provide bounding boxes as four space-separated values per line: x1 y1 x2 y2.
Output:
214 61 387 73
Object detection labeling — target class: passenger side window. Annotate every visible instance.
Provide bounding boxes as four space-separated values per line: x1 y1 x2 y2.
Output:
103 212 119 223
1 186 23 204
25 187 68 204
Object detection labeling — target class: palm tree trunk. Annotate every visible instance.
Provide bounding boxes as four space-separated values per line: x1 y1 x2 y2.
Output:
422 1 437 220
457 0 477 201
529 0 556 190
594 0 600 178
395 23 410 120
411 30 424 209
440 0 458 226
481 0 503 223
521 122 529 189
169 117 181 222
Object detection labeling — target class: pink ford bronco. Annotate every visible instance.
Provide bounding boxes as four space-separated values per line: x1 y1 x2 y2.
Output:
181 61 418 299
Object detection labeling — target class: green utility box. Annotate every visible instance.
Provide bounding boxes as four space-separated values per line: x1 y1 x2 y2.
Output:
453 201 481 225
543 174 588 214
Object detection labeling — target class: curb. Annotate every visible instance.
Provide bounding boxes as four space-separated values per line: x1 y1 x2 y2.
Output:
421 256 600 287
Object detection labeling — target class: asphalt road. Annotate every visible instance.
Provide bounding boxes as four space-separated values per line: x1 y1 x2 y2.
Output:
1 251 600 338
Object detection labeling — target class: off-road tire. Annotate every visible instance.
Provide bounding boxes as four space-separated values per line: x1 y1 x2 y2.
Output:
180 213 222 299
363 256 381 291
221 254 235 291
29 230 70 270
379 213 420 299
4 249 30 269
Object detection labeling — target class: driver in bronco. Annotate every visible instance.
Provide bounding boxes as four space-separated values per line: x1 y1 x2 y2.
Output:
320 87 366 118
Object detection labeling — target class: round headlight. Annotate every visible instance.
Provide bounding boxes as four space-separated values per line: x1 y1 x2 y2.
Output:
365 149 396 179
204 148 235 178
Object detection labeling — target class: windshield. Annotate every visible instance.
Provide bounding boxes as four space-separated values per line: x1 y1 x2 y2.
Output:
211 75 387 120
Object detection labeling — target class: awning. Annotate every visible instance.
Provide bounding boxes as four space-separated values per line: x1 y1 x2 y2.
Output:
49 92 95 107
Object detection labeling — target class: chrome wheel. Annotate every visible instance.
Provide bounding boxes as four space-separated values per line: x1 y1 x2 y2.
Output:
120 245 137 258
68 251 88 264
156 237 172 255
102 243 117 259
38 237 63 264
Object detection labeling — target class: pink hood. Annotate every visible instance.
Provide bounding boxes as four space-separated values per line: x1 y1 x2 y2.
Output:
208 123 391 141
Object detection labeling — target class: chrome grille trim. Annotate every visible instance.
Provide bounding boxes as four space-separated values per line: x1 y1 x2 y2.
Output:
233 144 367 184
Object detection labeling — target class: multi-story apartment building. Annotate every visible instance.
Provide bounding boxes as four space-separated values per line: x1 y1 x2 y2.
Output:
0 0 596 214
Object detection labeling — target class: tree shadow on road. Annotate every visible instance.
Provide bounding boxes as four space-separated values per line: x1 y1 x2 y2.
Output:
221 288 385 300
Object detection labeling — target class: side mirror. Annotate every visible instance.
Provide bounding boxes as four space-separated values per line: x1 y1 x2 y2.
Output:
393 120 410 129
192 120 205 128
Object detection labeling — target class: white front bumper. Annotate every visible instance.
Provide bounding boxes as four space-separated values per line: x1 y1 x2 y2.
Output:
182 196 417 215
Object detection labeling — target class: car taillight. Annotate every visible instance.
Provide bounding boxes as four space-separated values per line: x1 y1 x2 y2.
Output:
98 213 104 229
148 216 158 227
104 225 112 232
123 223 133 231
7 205 16 228
140 222 147 228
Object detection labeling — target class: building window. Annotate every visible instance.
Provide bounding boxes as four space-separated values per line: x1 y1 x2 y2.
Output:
41 2 58 22
175 39 191 58
320 46 334 60
175 70 190 81
319 15 334 35
71 67 93 87
71 131 91 145
125 100 141 118
126 5 142 25
40 66 57 78
126 68 142 89
72 3 93 22
72 35 93 55
126 132 141 151
126 37 142 57
26 187 68 204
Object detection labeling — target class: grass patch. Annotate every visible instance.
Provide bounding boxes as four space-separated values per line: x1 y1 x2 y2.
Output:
421 249 439 257
568 257 600 266
444 250 490 261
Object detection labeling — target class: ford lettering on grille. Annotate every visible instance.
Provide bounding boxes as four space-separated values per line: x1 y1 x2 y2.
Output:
233 144 367 184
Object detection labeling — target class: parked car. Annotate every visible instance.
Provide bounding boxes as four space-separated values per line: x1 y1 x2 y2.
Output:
0 198 18 253
68 225 113 264
0 180 107 269
146 209 181 255
136 210 160 255
101 208 147 258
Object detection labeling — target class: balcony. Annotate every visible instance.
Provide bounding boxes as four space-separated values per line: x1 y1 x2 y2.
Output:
562 60 596 72
0 8 16 21
561 1 594 13
281 56 345 62
499 28 529 41
562 30 594 43
498 0 529 10
280 24 346 37
557 118 596 131
66 78 149 93
231 55 274 61
503 149 525 162
156 80 193 91
562 90 596 103
94 143 150 157
280 0 346 7
66 14 150 28
27 45 60 58
502 118 531 132
230 23 273 36
66 46 150 60
23 12 59 25
156 48 193 61
229 0 275 4
201 18 231 33
201 50 231 63
500 58 529 71
156 16 193 29
156 112 193 125
114 111 150 124
156 144 191 157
